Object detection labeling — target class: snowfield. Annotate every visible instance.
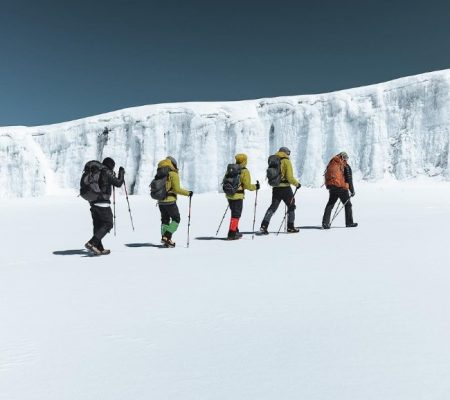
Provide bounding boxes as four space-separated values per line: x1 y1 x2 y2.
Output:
1 182 450 400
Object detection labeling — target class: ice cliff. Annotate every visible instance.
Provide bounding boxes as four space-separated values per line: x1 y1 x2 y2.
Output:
1 69 449 198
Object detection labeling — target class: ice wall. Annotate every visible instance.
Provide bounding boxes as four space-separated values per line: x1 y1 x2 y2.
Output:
1 70 449 198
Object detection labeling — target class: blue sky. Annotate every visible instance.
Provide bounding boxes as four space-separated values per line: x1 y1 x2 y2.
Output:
1 0 449 126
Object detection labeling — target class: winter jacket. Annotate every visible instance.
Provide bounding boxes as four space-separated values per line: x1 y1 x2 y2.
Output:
226 160 257 200
157 158 190 204
275 151 300 188
91 168 124 205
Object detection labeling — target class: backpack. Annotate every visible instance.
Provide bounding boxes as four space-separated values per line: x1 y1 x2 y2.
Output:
222 164 242 195
324 156 348 189
80 160 107 202
150 166 170 200
266 155 283 187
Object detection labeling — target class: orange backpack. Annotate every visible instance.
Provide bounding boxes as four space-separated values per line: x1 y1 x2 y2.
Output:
324 156 349 189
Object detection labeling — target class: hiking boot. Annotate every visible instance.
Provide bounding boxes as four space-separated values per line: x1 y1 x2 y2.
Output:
287 226 300 233
161 236 176 248
346 222 358 228
259 225 269 235
96 244 111 255
322 223 331 230
227 235 242 241
227 230 242 240
85 241 102 255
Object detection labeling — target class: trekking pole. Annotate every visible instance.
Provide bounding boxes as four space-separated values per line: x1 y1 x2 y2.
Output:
252 189 258 240
331 200 343 224
277 187 299 236
285 205 288 232
113 186 116 236
330 197 351 226
216 205 229 236
123 179 135 231
187 196 192 248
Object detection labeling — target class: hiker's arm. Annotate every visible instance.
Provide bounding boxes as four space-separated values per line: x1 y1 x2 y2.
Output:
106 168 124 187
284 160 300 187
171 172 190 196
344 165 354 194
242 169 256 191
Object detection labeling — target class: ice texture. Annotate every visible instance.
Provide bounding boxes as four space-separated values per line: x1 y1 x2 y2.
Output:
1 69 449 198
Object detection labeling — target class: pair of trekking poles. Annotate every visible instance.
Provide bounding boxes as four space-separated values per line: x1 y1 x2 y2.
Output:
215 187 300 238
112 178 135 236
329 197 351 226
112 180 194 248
215 190 260 239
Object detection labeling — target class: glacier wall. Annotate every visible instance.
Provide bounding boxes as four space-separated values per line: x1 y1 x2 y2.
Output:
1 70 450 198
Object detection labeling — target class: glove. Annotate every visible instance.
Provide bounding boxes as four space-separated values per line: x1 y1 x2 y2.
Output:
255 180 260 190
296 183 302 189
350 190 355 197
118 166 125 175
188 191 193 198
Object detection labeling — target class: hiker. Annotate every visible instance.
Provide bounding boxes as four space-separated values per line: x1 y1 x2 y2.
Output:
322 151 358 229
222 153 259 240
82 157 125 255
151 156 192 248
260 147 301 234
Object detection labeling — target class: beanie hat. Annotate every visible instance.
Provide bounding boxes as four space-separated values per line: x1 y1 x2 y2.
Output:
102 157 115 170
339 151 349 160
279 147 291 156
167 156 178 169
235 153 248 164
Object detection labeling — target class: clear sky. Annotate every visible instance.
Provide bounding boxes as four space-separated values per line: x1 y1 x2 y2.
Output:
1 0 449 126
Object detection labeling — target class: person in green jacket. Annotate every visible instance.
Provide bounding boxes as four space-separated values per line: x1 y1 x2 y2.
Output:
157 156 192 247
224 153 260 240
260 147 301 234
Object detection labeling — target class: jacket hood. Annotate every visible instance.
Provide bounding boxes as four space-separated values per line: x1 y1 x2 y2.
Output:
275 151 290 159
235 153 248 167
158 158 177 171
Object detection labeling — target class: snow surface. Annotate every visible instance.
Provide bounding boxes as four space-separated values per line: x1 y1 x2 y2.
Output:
1 183 450 399
1 70 450 198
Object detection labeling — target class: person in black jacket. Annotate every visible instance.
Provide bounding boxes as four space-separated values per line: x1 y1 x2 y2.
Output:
322 152 357 229
85 157 125 255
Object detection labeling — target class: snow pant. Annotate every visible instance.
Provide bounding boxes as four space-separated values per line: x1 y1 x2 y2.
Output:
322 186 354 226
159 203 181 240
261 186 296 228
228 199 243 238
89 205 113 250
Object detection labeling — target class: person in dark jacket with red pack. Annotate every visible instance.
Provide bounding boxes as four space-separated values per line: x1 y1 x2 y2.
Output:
322 151 358 229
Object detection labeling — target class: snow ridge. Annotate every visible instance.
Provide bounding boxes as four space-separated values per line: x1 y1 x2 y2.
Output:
1 70 449 198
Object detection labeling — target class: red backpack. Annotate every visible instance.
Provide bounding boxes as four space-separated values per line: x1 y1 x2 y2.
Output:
324 156 349 189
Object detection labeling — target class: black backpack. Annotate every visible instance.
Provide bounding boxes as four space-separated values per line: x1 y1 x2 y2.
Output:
80 160 107 202
150 166 170 200
222 164 242 195
266 155 283 186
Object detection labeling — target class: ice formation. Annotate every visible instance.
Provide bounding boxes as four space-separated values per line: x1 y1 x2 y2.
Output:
1 69 449 198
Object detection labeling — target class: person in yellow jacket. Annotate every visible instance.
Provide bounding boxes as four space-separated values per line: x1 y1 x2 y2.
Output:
157 156 192 247
260 147 301 234
224 153 260 240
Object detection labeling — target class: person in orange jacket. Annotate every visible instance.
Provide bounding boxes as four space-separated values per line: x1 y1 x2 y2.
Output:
322 151 358 229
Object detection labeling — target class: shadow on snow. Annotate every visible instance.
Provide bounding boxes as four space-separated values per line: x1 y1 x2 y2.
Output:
124 243 166 248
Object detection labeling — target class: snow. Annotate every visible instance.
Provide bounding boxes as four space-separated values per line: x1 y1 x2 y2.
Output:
1 183 450 399
1 69 450 198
